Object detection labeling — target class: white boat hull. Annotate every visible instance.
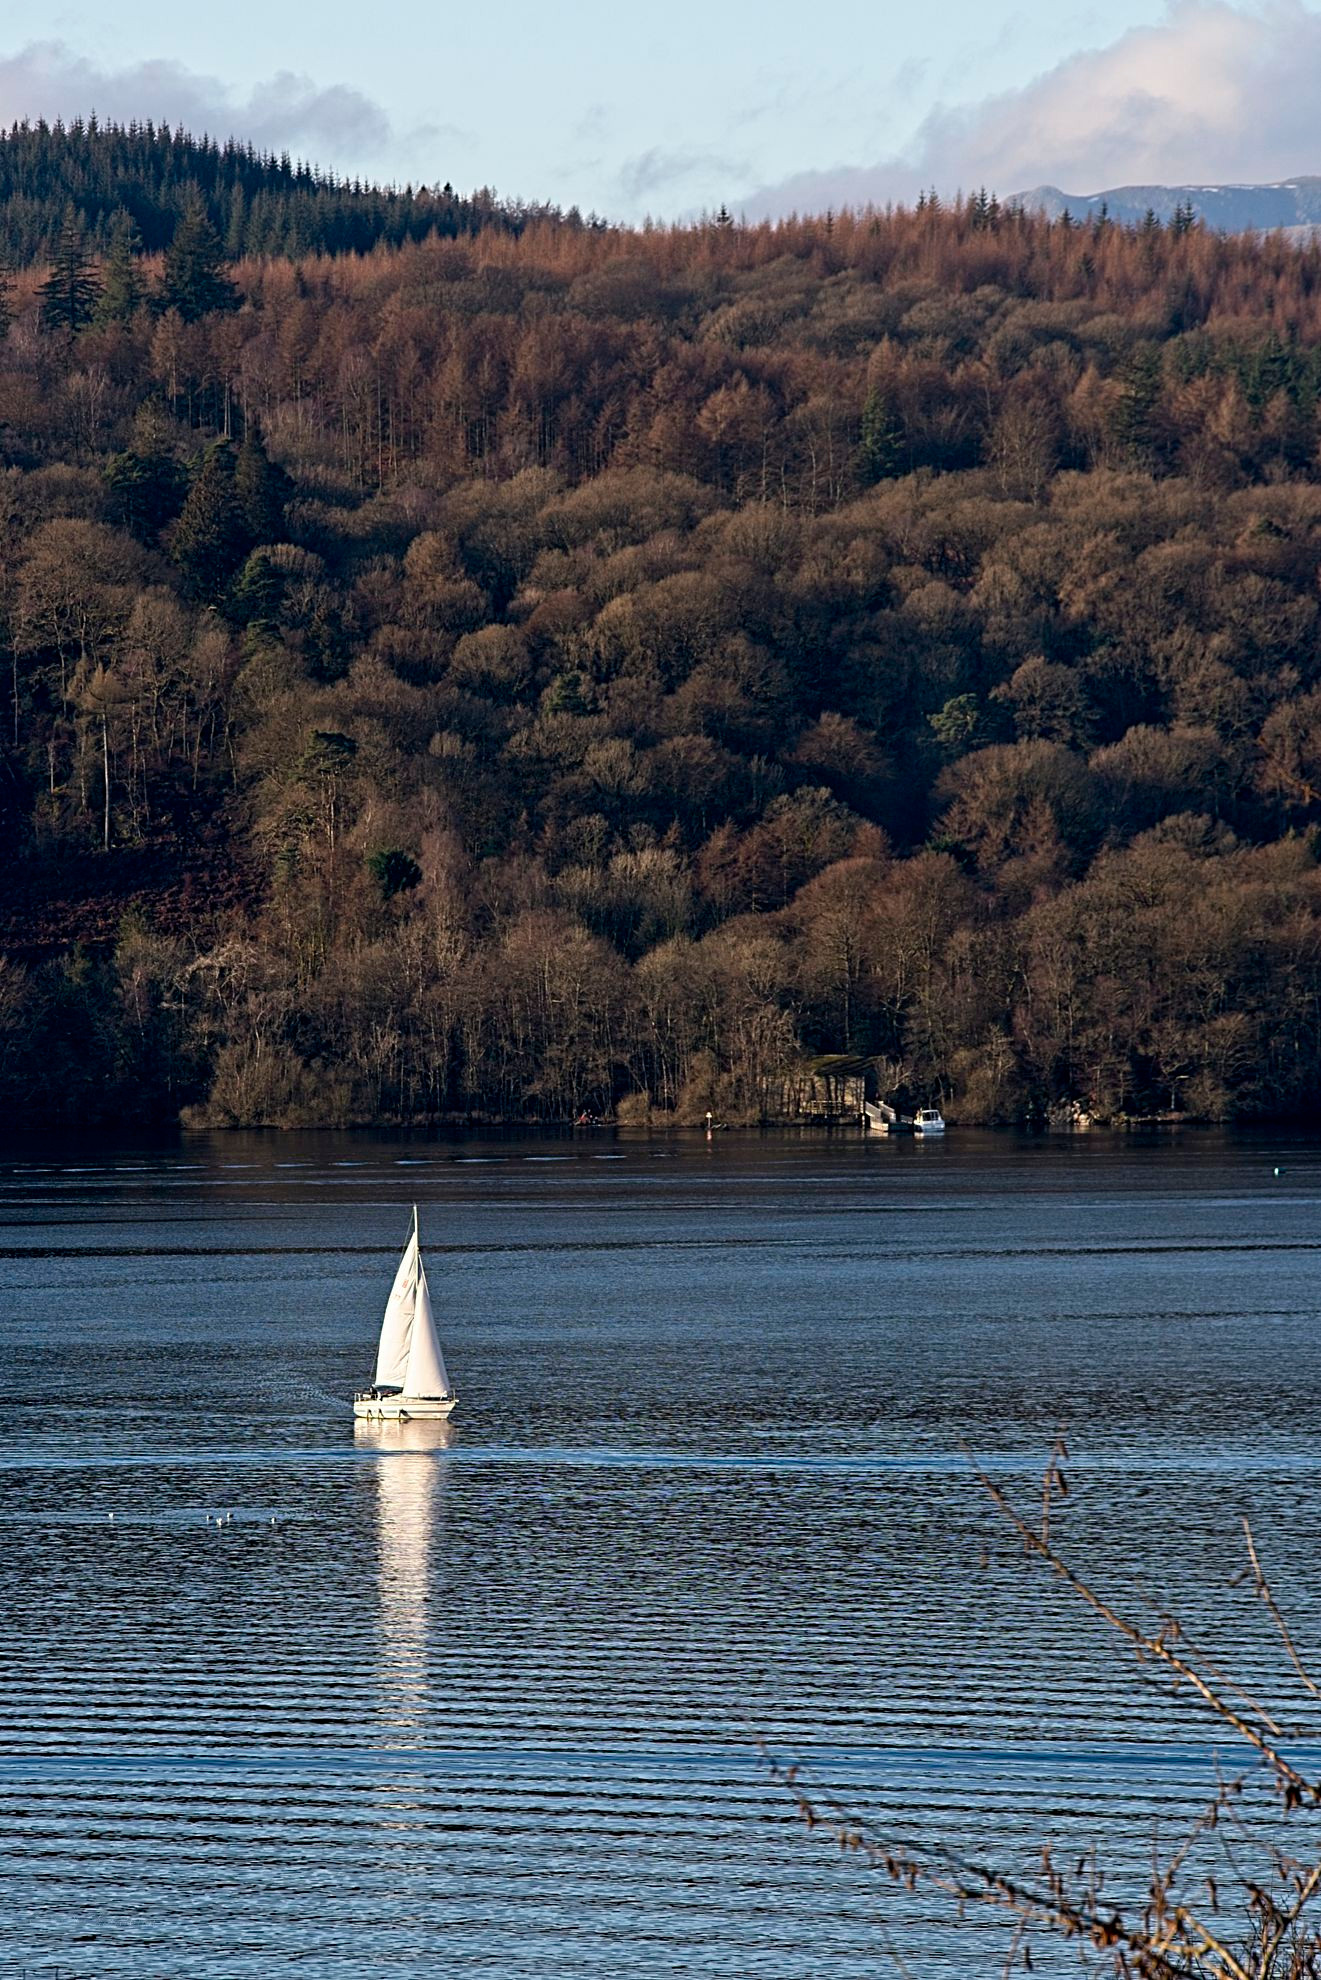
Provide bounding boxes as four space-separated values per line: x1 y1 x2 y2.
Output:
353 1392 456 1421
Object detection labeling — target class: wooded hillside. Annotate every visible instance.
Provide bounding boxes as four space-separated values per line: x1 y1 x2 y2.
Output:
0 119 556 264
4 176 1321 1127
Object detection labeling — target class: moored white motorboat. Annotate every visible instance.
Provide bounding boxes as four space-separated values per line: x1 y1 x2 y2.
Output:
913 1107 946 1134
354 1207 457 1421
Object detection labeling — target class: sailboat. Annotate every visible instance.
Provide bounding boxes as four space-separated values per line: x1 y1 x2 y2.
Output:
353 1207 457 1421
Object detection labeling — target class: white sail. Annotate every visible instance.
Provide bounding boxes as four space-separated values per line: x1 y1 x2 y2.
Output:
402 1263 451 1398
373 1226 417 1390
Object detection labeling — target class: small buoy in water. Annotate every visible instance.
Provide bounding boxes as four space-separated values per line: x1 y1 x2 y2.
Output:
107 1512 114 1521
1274 1165 1284 1176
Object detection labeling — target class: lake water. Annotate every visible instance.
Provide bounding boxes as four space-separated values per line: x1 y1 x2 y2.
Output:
2 1127 1320 1976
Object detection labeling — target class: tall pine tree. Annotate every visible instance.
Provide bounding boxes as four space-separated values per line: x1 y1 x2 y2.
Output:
859 388 903 483
170 443 252 599
235 420 291 543
161 198 239 322
93 212 148 323
105 407 189 544
39 207 102 332
1113 345 1165 466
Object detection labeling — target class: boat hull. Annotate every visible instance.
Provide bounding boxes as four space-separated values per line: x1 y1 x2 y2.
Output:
353 1392 456 1421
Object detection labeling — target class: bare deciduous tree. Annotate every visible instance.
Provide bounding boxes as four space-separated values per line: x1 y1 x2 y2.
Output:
776 1438 1321 1979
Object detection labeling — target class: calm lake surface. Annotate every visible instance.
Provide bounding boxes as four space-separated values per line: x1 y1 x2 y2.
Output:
2 1127 1320 1976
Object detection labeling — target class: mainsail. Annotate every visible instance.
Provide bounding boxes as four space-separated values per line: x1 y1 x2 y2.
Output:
402 1264 451 1398
373 1210 453 1398
373 1225 418 1389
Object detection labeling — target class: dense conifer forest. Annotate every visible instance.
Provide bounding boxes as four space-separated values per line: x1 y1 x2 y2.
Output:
4 140 1321 1128
0 120 557 264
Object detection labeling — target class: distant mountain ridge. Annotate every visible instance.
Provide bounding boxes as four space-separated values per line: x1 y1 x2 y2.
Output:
1013 178 1321 234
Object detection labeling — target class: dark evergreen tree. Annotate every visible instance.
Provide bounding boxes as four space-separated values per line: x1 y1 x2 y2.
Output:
38 207 101 332
234 422 291 543
93 212 148 323
170 443 252 598
0 119 520 268
1113 345 1165 465
161 199 239 321
105 441 189 543
367 847 422 899
227 550 285 629
859 388 903 483
224 185 247 259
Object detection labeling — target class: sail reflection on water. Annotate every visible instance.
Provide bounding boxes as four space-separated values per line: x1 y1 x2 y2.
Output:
355 1417 453 1737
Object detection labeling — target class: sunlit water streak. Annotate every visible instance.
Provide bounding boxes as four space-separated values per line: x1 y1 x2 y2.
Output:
1 1127 1320 1975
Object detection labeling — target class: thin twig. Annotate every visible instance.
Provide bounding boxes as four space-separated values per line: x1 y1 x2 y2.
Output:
1000 1912 1027 1977
774 1449 1321 1979
962 1444 1316 1806
1243 1518 1321 1703
1262 1857 1321 1973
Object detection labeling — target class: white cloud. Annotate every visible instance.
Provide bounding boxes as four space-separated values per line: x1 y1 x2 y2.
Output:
0 40 395 165
742 0 1321 215
619 146 752 204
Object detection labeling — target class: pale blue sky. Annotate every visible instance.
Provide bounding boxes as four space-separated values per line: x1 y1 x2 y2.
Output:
6 0 1321 217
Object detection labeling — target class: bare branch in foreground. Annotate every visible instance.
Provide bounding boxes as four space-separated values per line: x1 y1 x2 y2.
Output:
778 1450 1321 1978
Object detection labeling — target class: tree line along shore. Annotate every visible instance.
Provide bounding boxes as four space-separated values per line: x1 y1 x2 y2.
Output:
3 138 1321 1127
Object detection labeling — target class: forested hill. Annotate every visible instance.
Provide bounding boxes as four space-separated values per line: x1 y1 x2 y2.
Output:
0 119 558 264
6 183 1321 1129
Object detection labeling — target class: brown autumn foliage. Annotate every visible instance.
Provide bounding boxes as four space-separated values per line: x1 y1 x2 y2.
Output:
5 192 1321 1125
